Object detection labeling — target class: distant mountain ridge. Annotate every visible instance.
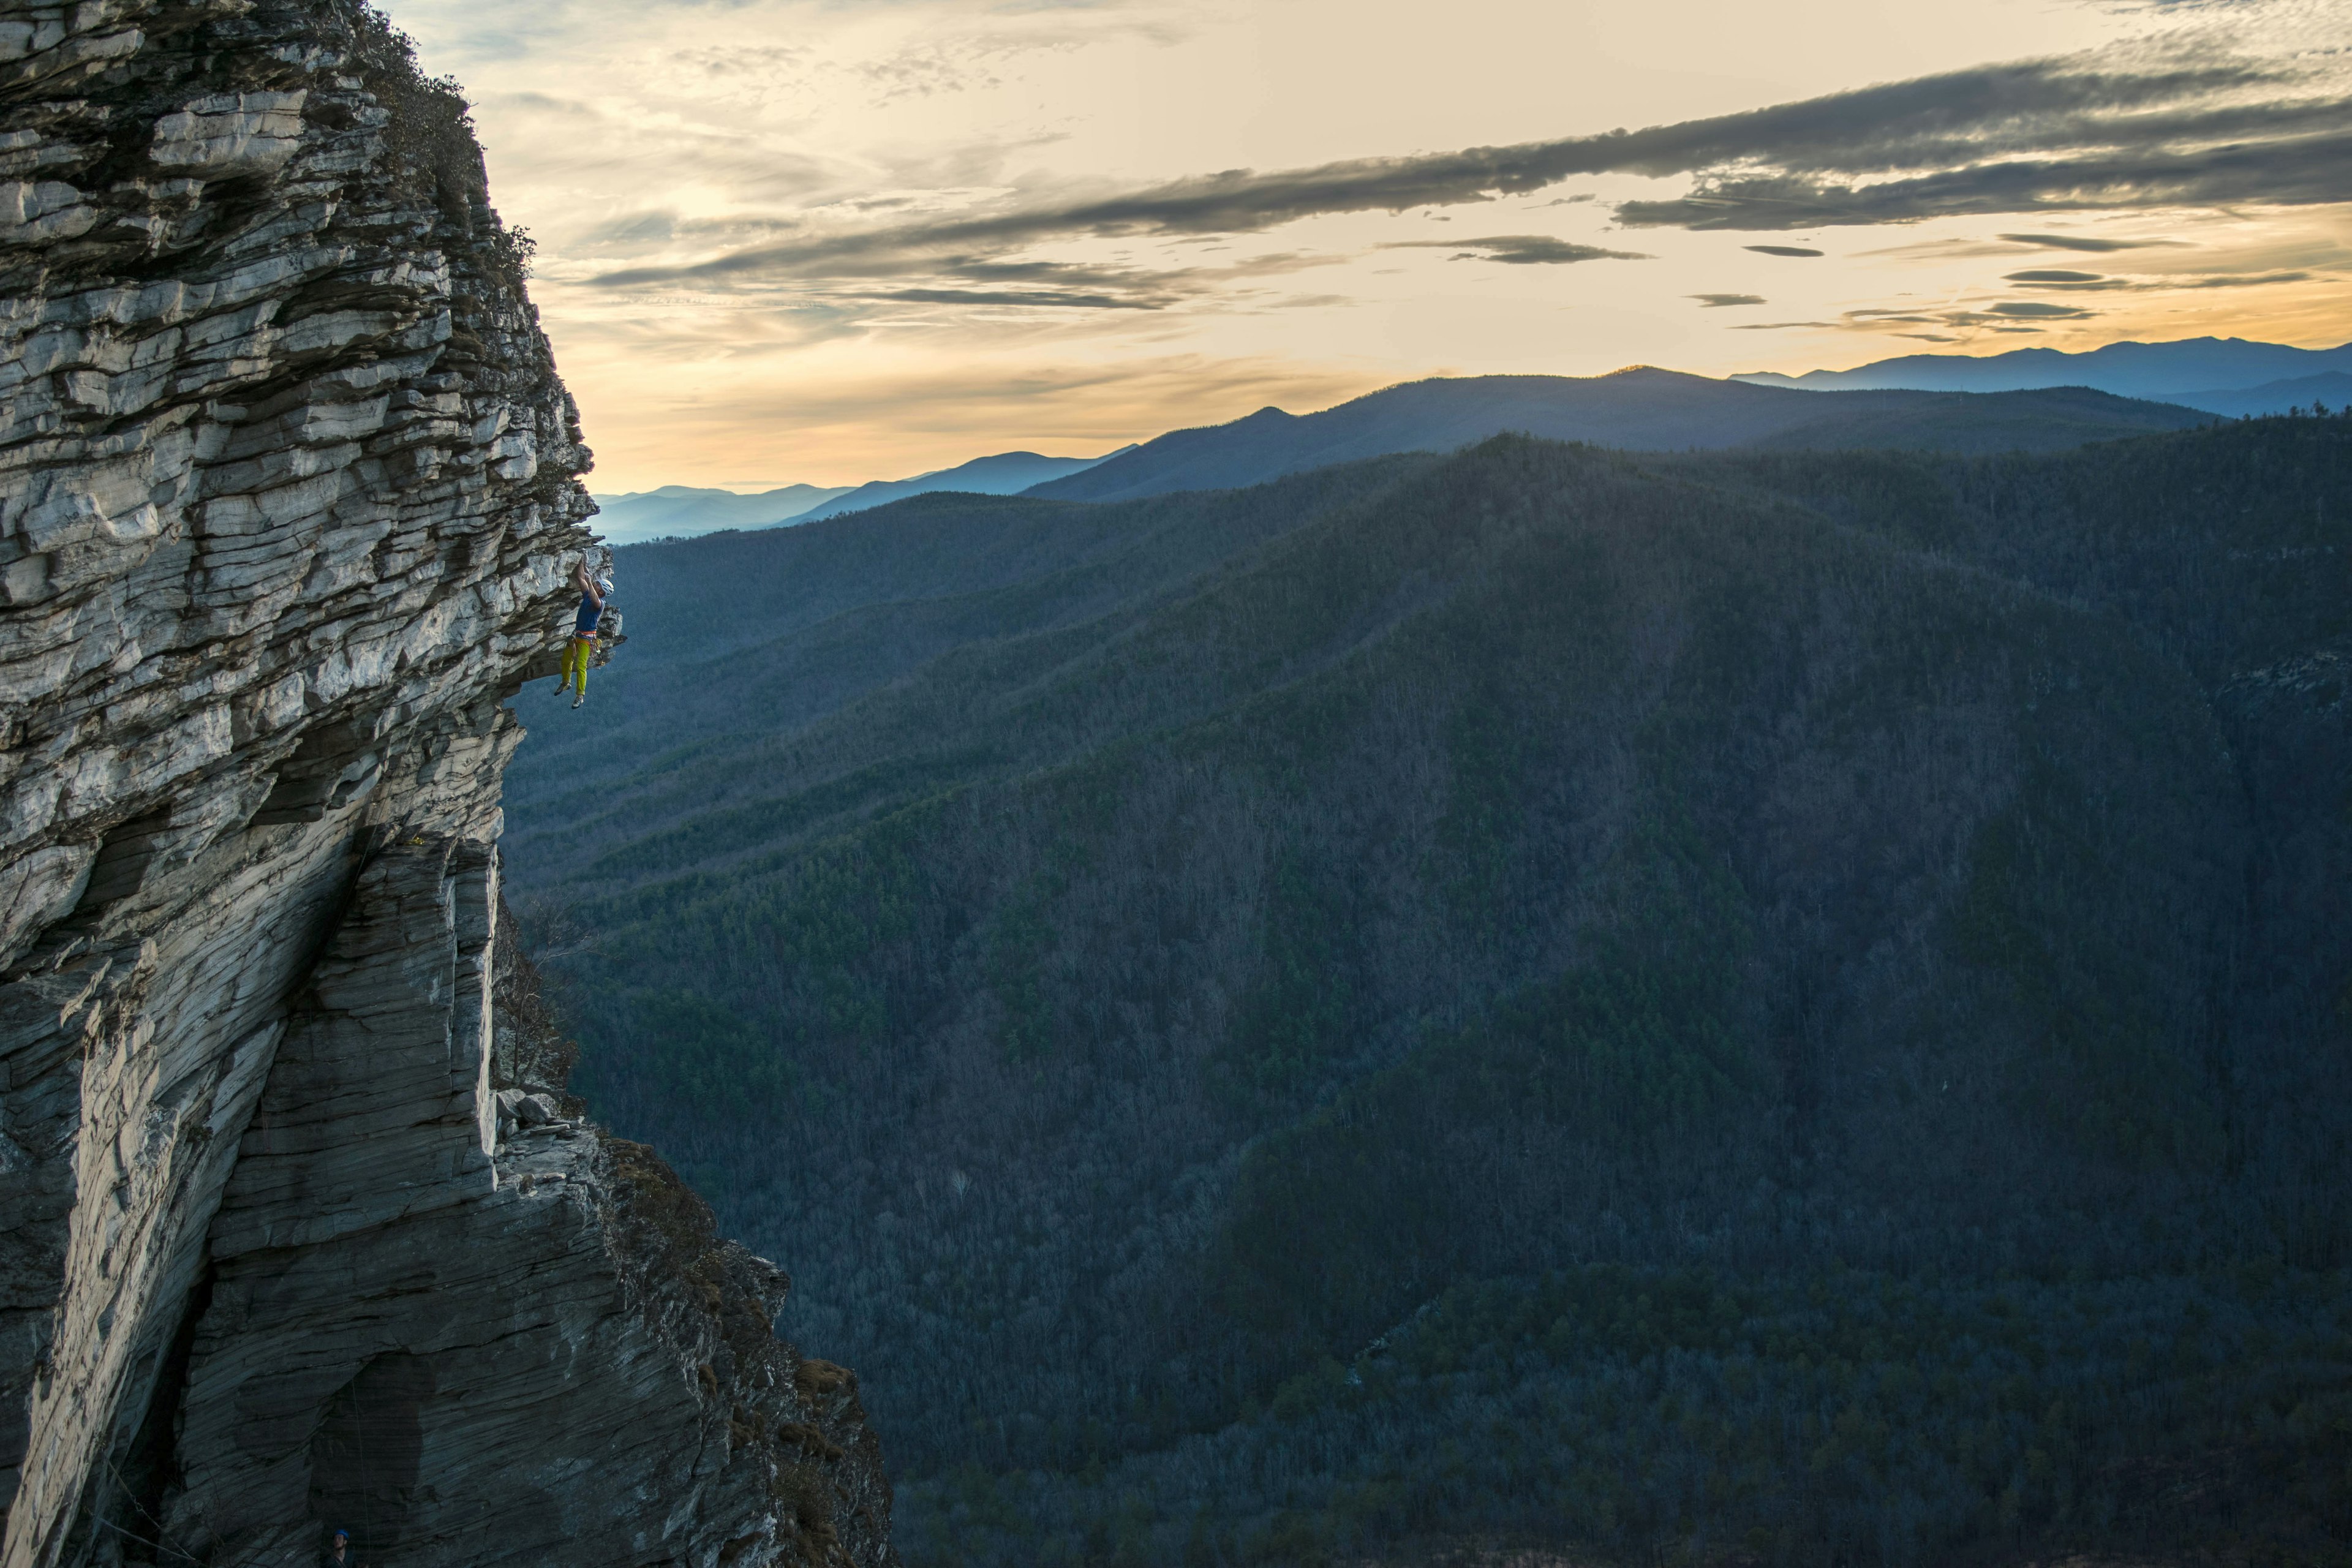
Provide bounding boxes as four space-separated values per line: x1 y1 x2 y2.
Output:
601 345 2313 540
1022 368 2207 504
591 483 855 543
1735 335 2352 405
595 450 1129 543
790 447 1129 523
2156 373 2352 420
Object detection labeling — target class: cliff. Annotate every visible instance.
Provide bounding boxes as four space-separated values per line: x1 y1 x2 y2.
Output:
0 4 895 1566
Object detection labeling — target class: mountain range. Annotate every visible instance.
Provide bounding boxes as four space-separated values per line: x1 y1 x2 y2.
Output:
505 410 2352 1568
590 482 858 544
1020 369 2205 503
594 339 2338 544
790 448 1129 523
592 450 1123 543
1735 334 2352 412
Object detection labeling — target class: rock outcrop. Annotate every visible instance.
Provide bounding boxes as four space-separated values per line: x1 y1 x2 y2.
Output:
0 4 895 1566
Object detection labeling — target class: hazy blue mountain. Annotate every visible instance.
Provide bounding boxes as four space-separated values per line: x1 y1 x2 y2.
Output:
791 448 1130 522
1734 335 2352 399
1020 368 2206 503
590 483 853 543
2164 371 2352 419
592 450 1131 542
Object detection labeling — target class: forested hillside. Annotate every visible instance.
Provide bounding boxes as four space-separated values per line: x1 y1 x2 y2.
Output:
503 415 2352 1568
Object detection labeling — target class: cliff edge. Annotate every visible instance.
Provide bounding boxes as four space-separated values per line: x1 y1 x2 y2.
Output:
0 4 896 1565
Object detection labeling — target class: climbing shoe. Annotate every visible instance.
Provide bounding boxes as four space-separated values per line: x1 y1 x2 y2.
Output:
571 692 585 709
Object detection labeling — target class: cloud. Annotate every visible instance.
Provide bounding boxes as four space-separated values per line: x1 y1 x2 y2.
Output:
1857 232 2189 260
1996 231 2185 251
856 287 1166 309
567 33 2346 350
2173 268 2315 288
858 43 1009 101
1731 297 2106 333
675 43 812 78
2000 265 2318 291
579 243 1348 318
1616 124 2352 230
497 89 600 116
854 23 1166 104
1381 235 1652 265
594 45 2344 292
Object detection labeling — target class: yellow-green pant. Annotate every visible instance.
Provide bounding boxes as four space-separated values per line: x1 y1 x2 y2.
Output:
562 636 592 695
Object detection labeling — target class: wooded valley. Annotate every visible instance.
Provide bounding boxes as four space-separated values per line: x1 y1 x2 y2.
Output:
502 414 2352 1567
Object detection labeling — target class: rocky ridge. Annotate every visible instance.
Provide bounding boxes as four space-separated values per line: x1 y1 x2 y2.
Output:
0 3 894 1565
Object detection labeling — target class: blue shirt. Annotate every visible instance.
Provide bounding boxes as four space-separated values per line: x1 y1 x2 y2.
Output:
574 591 602 636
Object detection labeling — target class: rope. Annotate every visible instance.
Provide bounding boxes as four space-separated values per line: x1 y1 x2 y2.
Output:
100 1453 204 1566
97 1362 416 1567
352 1371 377 1557
94 1517 203 1566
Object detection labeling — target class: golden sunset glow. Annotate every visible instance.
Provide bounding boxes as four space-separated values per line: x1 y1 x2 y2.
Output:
380 0 2352 492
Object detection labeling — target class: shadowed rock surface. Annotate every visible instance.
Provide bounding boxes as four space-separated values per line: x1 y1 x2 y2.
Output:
0 4 895 1566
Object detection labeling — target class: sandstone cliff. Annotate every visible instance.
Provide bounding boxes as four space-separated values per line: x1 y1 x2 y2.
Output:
0 4 895 1565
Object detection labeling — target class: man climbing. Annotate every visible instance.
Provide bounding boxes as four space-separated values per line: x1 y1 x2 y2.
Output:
560 556 609 709
320 1527 352 1568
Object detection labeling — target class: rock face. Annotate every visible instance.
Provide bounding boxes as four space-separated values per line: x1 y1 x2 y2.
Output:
0 4 896 1566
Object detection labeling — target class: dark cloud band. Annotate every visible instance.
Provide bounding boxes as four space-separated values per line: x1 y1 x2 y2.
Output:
1997 231 2184 252
1380 235 1651 264
588 42 2344 299
1616 126 2352 230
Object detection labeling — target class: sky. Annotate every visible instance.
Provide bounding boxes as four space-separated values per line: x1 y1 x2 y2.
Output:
377 0 2352 493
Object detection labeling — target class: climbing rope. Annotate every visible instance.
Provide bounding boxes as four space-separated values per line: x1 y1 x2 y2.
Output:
100 1452 203 1566
94 1516 203 1566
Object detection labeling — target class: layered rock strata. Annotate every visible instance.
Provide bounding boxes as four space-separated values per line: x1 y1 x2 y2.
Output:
0 4 894 1565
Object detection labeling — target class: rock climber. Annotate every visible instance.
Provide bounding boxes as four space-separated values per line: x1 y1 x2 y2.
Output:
560 557 609 710
320 1527 352 1568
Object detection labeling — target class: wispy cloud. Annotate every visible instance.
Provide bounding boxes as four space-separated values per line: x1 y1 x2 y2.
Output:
1996 230 2188 251
1616 126 2352 230
590 42 2346 295
1733 298 2107 333
2000 265 2316 290
1856 232 2191 260
857 285 1166 309
1691 293 1767 306
1379 235 1651 265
